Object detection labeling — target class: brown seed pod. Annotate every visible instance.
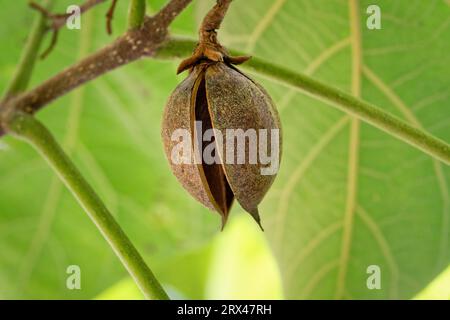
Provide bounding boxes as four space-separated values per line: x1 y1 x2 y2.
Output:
161 30 281 230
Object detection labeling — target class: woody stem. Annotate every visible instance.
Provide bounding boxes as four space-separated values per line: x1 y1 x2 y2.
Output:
199 0 232 42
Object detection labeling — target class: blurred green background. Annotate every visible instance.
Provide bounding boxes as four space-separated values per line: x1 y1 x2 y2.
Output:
0 0 449 299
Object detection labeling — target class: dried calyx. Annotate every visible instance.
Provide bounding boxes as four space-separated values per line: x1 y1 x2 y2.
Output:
161 0 282 230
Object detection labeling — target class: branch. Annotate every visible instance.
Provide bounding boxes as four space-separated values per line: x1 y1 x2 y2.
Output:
244 57 450 165
30 0 114 58
0 0 193 125
7 112 169 300
105 0 118 35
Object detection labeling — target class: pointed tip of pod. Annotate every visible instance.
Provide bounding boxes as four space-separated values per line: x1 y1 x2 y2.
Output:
219 207 263 231
220 214 228 232
218 203 229 232
246 207 264 231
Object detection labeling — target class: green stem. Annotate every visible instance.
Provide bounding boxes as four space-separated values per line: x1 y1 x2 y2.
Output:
3 1 51 98
128 0 146 29
156 38 450 165
244 57 450 165
7 112 170 300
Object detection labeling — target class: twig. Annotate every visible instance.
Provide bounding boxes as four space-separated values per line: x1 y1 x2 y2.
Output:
106 0 118 35
28 1 53 17
30 0 108 30
7 112 170 300
40 28 59 59
29 0 110 58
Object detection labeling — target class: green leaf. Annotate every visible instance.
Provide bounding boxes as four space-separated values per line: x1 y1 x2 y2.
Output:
204 215 283 299
214 0 450 299
1 0 449 300
414 265 450 300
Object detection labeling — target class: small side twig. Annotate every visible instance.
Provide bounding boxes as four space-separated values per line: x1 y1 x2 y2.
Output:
29 0 110 58
30 0 108 29
40 28 59 59
105 0 118 35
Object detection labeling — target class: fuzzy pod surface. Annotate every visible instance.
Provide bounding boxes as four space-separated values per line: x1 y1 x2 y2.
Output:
162 59 282 229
